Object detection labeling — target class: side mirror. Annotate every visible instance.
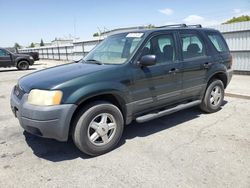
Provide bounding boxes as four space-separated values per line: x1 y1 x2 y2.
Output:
138 55 156 67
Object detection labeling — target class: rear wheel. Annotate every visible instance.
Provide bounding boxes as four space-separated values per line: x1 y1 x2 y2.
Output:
17 60 29 70
200 79 224 113
72 101 124 156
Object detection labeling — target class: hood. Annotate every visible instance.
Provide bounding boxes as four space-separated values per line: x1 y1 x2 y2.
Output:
19 63 113 92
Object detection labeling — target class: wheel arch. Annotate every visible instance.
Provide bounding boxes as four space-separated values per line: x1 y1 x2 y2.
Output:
207 71 228 89
15 58 30 66
68 93 127 137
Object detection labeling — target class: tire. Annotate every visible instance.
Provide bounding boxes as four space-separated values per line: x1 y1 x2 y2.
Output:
17 60 29 70
200 79 224 113
72 101 124 156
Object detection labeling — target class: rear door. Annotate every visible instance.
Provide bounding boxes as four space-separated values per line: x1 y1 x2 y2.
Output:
178 30 212 100
0 49 12 67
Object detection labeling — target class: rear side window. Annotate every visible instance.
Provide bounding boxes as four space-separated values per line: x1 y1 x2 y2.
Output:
207 33 229 53
180 33 206 60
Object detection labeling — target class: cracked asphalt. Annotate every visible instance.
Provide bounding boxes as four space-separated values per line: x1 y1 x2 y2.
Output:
0 61 250 188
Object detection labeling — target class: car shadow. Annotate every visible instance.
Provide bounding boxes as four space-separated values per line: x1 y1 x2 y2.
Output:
0 68 36 73
24 100 228 162
23 132 92 161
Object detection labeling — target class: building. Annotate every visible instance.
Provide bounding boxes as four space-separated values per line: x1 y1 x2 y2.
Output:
100 26 149 37
51 38 74 46
33 42 52 47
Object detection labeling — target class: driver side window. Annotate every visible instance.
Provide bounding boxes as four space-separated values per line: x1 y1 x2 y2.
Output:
140 34 176 64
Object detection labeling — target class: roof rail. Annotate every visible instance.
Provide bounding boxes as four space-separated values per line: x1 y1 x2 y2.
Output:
156 24 187 28
187 24 202 28
155 24 203 29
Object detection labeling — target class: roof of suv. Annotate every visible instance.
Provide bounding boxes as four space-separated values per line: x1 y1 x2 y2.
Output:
141 27 216 34
107 24 218 36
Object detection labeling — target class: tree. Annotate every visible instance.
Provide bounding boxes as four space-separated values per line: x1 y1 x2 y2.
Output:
40 39 45 46
224 15 250 24
14 43 21 49
30 43 35 48
147 24 155 29
93 32 100 37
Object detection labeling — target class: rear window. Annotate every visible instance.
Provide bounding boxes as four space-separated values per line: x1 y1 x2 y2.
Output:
207 33 229 53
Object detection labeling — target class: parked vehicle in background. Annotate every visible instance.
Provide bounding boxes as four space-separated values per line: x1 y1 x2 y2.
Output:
10 24 233 156
7 48 40 61
0 47 34 70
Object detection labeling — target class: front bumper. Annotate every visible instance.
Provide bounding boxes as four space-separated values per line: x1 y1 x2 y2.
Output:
10 88 77 141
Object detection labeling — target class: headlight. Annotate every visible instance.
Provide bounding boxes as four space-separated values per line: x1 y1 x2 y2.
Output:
29 56 34 60
28 89 63 106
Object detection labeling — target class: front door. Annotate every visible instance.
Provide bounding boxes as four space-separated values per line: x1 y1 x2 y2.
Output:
131 33 182 114
0 49 12 67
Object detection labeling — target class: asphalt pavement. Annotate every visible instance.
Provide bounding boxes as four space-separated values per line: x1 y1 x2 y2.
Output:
0 61 249 188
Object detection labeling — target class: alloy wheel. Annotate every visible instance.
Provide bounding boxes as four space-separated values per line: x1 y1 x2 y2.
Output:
87 113 117 146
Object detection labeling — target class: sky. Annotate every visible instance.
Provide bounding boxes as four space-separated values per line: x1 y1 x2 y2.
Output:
1 0 250 47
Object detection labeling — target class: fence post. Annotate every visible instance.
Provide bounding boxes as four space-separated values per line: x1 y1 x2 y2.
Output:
52 48 54 60
47 48 49 59
65 46 68 60
58 46 60 60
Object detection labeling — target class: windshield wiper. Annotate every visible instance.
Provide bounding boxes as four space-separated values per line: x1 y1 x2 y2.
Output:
85 59 103 65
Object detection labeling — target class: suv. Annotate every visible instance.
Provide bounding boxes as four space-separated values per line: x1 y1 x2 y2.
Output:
0 47 34 70
10 24 233 156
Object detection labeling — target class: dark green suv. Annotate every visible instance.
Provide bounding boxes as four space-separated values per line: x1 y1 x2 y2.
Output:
10 24 233 156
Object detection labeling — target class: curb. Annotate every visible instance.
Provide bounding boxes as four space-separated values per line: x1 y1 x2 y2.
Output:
225 92 250 100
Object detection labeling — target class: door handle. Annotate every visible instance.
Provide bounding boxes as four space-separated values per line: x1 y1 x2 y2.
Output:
203 62 212 69
168 68 179 74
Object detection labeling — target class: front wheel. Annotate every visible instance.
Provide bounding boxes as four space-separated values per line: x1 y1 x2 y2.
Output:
72 101 124 156
200 79 224 113
17 60 29 70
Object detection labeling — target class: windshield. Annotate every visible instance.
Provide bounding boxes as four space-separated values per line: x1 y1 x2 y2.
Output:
83 32 144 65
